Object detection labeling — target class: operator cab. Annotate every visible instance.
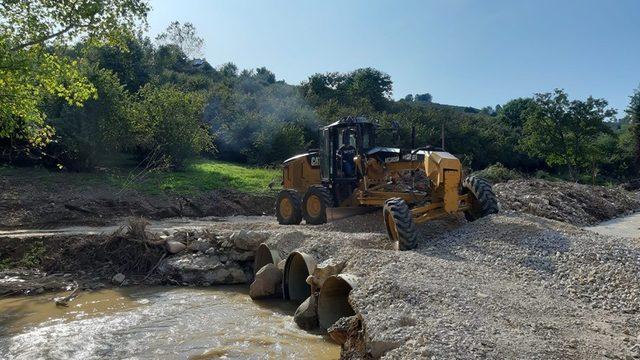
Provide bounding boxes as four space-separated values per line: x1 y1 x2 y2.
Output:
320 116 375 203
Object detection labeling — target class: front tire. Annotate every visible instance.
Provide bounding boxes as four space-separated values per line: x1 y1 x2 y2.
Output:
276 189 303 225
383 198 418 250
302 185 334 225
462 176 499 221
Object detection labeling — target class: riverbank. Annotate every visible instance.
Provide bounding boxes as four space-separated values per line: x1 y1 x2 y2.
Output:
0 162 277 229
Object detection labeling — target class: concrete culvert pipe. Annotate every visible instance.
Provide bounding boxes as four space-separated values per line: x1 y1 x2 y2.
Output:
254 243 281 275
283 251 316 302
318 274 358 331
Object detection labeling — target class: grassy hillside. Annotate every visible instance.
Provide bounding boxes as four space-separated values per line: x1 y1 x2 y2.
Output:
0 160 281 195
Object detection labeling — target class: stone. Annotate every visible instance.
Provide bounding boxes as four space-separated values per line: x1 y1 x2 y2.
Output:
310 258 345 288
294 295 319 330
230 250 254 262
112 273 125 284
231 230 268 251
204 268 230 283
229 268 248 283
327 316 357 345
166 240 187 254
189 238 212 253
249 263 282 299
277 259 286 271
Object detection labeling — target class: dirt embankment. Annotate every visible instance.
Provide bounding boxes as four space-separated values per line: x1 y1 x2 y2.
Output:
0 173 275 229
494 179 640 226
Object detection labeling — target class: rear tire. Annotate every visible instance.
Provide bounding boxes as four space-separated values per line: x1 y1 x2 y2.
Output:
302 185 334 225
462 176 499 221
276 189 303 225
383 198 418 250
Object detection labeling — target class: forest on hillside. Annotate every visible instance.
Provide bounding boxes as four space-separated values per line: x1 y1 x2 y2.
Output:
1 1 639 184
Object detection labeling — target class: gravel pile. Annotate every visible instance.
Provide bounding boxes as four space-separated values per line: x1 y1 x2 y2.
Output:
235 211 640 359
494 179 640 226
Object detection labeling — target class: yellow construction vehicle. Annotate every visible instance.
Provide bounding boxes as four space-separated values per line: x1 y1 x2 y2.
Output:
275 116 498 250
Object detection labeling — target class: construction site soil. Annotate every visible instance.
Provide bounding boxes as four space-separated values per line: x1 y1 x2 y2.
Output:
0 172 274 229
1 178 639 358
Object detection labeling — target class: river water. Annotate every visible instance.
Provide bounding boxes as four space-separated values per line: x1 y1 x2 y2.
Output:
0 286 340 359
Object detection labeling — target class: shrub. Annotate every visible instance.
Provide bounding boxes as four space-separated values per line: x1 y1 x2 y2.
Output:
131 84 214 169
473 163 522 183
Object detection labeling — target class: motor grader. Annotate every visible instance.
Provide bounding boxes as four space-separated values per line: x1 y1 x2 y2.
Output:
275 116 498 250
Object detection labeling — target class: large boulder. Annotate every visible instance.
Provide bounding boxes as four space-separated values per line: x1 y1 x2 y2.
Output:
231 230 269 251
249 264 282 299
165 240 187 254
294 295 319 330
158 253 248 285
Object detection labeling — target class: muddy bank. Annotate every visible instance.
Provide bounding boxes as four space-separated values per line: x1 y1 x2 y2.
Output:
0 223 269 296
494 179 640 226
0 172 275 229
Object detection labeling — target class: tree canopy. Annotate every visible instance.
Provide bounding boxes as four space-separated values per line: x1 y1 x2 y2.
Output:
519 89 616 179
0 0 149 146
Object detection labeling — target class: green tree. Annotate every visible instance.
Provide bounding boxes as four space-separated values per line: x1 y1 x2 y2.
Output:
45 66 132 170
131 84 213 168
346 68 393 111
626 85 640 171
414 93 432 103
156 21 204 60
498 98 537 130
520 89 616 179
0 0 149 145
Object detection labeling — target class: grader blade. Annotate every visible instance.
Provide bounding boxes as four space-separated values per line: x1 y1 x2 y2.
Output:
326 207 374 222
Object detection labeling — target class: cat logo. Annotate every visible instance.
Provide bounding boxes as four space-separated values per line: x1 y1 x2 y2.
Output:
385 156 399 163
310 156 320 166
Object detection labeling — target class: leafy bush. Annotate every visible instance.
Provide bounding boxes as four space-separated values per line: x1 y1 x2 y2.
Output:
45 66 132 170
473 163 523 184
131 84 214 169
535 170 561 182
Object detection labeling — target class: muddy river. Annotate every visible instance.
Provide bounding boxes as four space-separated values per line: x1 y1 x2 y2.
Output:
0 286 340 359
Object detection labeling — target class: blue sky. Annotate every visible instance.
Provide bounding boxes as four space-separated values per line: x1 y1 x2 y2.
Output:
148 0 639 114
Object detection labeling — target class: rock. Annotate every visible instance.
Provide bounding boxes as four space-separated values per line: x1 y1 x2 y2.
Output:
231 229 268 251
229 268 248 283
189 238 212 253
294 295 319 330
277 259 286 271
310 258 345 288
230 250 254 261
204 268 230 283
166 240 187 254
327 316 357 345
111 273 125 284
249 264 282 299
158 253 248 285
